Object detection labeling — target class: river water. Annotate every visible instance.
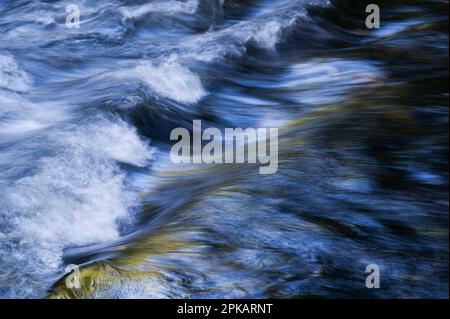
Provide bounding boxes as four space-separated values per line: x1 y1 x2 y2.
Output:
0 0 448 298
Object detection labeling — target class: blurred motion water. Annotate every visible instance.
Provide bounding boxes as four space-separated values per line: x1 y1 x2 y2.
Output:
0 0 448 298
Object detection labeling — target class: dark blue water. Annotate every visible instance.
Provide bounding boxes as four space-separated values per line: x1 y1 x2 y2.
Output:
0 0 448 298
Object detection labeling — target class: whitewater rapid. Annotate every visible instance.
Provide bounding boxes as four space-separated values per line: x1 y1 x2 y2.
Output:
0 0 448 298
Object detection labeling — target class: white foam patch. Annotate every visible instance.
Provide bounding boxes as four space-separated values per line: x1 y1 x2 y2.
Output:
165 6 312 62
251 20 286 50
0 119 46 135
116 62 207 104
0 91 69 139
59 121 153 167
4 118 153 271
120 0 199 19
0 53 33 92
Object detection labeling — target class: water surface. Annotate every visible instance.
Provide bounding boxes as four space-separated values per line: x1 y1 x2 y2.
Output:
0 0 448 298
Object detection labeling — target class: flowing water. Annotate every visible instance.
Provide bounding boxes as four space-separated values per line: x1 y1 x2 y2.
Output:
0 0 448 298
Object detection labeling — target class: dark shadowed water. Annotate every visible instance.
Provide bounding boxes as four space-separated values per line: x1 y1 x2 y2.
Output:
0 0 448 298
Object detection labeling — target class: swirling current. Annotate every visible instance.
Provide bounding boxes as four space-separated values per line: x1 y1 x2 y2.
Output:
0 0 448 299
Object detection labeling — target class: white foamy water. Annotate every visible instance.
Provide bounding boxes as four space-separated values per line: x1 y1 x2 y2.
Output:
163 3 318 63
0 118 153 296
0 53 33 92
0 91 69 139
116 61 207 104
252 20 289 50
120 0 200 19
